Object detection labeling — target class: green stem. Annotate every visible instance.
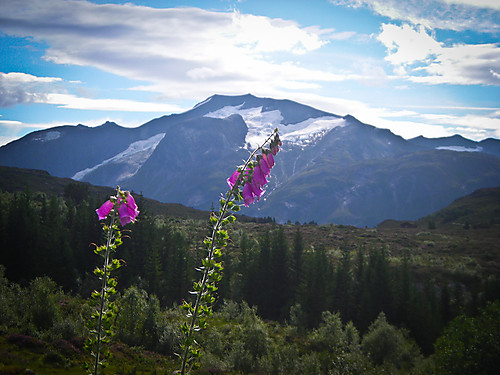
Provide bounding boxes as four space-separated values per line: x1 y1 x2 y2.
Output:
180 195 231 374
94 209 116 375
180 129 278 375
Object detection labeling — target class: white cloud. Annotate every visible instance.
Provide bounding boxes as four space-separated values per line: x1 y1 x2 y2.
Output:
330 0 500 32
0 71 186 112
45 93 185 112
442 0 500 10
377 24 441 66
378 24 500 86
0 119 25 127
419 113 500 132
385 111 500 140
0 0 360 101
0 72 63 107
231 11 328 54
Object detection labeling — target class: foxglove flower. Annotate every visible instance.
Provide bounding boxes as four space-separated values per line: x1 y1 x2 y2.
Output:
96 191 139 226
262 152 274 169
250 178 265 201
227 170 240 189
253 164 267 187
118 193 139 226
259 156 271 176
229 131 281 207
96 200 113 220
242 182 255 206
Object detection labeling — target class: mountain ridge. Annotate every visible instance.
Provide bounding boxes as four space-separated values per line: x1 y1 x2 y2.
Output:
1 93 500 226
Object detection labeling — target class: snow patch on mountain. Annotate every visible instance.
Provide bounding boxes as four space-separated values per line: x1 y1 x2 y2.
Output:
204 104 282 148
281 117 346 147
72 133 166 181
204 104 344 148
32 131 61 142
437 146 483 152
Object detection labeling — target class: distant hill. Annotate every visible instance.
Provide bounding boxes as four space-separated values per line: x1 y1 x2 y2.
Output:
378 186 500 229
0 166 210 220
418 187 500 228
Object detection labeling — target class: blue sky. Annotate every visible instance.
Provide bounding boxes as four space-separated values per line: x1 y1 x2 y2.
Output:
0 0 499 146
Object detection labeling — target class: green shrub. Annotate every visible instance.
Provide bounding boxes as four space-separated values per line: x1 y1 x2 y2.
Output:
361 312 422 371
0 265 16 329
309 311 357 353
26 277 64 333
433 301 500 375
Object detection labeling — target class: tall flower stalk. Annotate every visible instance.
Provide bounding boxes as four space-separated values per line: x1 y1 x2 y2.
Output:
85 187 139 375
179 129 281 374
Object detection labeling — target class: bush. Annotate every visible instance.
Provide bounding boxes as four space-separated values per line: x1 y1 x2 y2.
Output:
116 286 154 347
115 286 182 354
26 277 64 333
0 265 16 329
433 301 500 374
361 312 422 371
309 311 358 353
43 350 68 367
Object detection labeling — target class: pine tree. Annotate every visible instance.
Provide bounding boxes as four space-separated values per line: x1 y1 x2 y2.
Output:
290 226 304 303
268 227 290 320
333 244 353 321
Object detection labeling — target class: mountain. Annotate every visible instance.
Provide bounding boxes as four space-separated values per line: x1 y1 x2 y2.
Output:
1 93 500 227
409 134 500 157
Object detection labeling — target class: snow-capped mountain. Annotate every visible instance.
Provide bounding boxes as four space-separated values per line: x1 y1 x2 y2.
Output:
1 93 500 226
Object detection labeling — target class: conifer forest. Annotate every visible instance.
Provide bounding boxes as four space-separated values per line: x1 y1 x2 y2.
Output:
0 186 499 374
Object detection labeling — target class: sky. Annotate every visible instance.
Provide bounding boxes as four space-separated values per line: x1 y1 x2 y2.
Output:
0 0 499 146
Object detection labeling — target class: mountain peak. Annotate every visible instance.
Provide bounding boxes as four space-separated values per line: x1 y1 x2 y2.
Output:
101 121 119 128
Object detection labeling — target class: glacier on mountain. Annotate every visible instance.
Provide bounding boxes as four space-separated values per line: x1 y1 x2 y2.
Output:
204 104 282 149
72 133 166 181
436 146 483 152
204 104 345 148
281 116 345 146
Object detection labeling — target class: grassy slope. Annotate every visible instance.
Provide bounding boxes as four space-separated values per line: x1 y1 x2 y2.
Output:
0 334 176 374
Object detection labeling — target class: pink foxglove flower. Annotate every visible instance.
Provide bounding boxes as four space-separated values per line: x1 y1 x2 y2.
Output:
253 164 267 187
96 200 113 220
242 182 255 206
227 170 240 189
229 132 281 207
259 156 271 176
96 191 139 226
118 193 139 226
262 152 274 169
250 179 265 201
